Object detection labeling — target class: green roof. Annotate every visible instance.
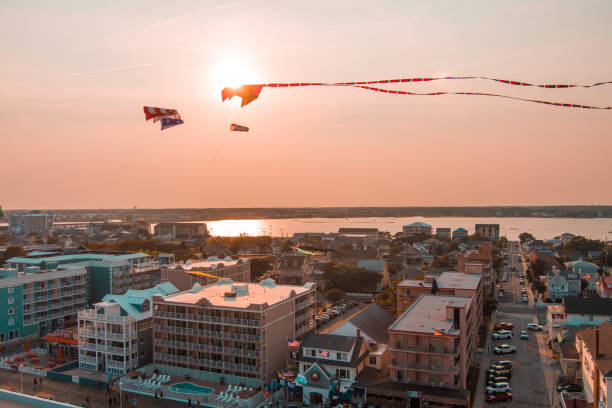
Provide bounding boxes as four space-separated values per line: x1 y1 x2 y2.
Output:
101 282 178 315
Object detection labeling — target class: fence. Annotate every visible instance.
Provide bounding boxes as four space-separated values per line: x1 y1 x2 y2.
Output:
0 389 81 408
155 364 261 388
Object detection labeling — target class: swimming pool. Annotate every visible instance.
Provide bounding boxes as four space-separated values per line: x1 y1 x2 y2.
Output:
169 382 215 395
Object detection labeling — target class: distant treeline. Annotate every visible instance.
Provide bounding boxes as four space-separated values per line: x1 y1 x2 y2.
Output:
7 206 612 221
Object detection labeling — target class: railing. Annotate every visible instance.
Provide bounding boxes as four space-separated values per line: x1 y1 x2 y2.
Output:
78 329 133 341
79 342 127 355
154 353 260 373
154 339 260 357
295 300 313 310
391 359 460 374
154 311 260 327
106 359 127 369
79 309 151 323
393 344 459 355
154 325 260 342
79 356 98 364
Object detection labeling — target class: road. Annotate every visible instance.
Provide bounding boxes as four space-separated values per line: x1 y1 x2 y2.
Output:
473 241 559 408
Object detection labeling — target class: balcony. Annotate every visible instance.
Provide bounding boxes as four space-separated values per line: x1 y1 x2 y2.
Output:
154 339 260 358
79 309 151 323
79 329 131 342
106 359 127 369
393 344 459 356
154 325 260 342
154 311 260 328
79 356 98 364
391 359 460 375
154 353 260 373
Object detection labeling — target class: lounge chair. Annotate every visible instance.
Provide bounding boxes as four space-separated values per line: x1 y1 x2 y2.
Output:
151 374 157 380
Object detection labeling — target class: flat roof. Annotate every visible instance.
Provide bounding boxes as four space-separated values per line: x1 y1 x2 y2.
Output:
159 280 314 309
7 252 150 264
398 272 481 291
389 294 470 335
165 257 248 271
0 267 87 288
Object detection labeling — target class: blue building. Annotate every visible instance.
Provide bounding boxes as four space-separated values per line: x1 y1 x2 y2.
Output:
0 266 87 346
6 251 174 303
78 282 178 376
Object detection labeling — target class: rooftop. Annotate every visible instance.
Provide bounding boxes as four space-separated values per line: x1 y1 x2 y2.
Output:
159 279 314 309
389 294 471 335
301 332 358 353
398 272 481 291
0 267 87 288
165 256 248 271
330 303 395 344
564 297 612 317
404 222 431 228
100 282 179 315
7 252 151 265
576 321 612 377
357 259 385 272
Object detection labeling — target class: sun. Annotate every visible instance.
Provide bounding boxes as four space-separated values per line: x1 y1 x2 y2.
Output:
210 52 260 97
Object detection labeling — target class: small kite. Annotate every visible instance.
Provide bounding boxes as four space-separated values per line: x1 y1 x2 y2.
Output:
292 246 322 256
143 106 184 130
229 123 249 132
221 76 612 110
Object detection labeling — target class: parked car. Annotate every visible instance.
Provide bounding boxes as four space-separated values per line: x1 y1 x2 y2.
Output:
494 344 517 354
487 376 510 385
527 323 544 331
520 330 529 340
492 331 513 340
495 360 513 369
486 392 513 403
488 364 507 371
486 383 511 394
494 322 514 331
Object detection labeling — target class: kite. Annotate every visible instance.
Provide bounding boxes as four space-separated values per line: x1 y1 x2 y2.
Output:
230 123 249 132
221 76 612 110
187 270 222 279
432 328 446 336
143 106 184 130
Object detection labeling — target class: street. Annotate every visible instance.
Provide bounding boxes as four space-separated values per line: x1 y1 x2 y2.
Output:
473 241 559 408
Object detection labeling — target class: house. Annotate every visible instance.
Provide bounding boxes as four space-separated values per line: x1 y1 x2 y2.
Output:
575 322 612 408
597 276 612 299
565 260 601 277
297 333 369 406
357 260 389 288
588 250 602 260
564 297 612 326
435 228 451 239
545 268 581 301
162 257 250 291
276 255 311 284
530 251 563 274
560 233 577 243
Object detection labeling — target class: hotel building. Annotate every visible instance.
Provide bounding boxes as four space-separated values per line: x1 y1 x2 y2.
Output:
0 266 87 346
152 279 315 386
78 282 178 376
162 257 250 291
8 211 54 235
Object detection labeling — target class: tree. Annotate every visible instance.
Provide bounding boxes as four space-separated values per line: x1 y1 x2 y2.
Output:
325 288 344 303
0 246 27 264
580 278 590 294
375 284 397 314
250 258 273 281
519 232 535 243
532 280 547 300
531 259 548 277
483 296 499 318
322 263 382 293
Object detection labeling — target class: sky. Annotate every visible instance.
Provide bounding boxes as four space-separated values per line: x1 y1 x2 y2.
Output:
1 0 611 209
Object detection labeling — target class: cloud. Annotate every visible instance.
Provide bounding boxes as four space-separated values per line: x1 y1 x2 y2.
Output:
19 62 160 84
119 0 254 37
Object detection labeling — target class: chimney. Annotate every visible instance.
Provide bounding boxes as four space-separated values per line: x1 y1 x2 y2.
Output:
595 326 600 358
356 328 361 338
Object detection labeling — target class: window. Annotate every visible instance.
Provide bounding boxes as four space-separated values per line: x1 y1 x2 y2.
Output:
140 337 145 344
7 297 14 305
311 349 316 357
8 318 14 326
8 287 14 294
8 308 14 315
369 356 377 365
336 369 349 379
140 351 145 358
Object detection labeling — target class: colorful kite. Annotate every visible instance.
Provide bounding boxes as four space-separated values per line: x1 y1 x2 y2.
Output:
292 246 322 256
143 106 184 130
221 76 612 110
230 123 249 132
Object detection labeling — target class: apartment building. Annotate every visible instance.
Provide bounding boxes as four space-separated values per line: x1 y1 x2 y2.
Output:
384 294 476 407
396 272 482 329
474 224 500 241
0 267 87 346
452 228 468 240
162 257 250 291
456 242 493 288
8 211 54 235
154 222 208 239
575 322 612 408
435 228 451 239
78 282 178 376
152 279 316 387
7 251 172 303
402 222 432 238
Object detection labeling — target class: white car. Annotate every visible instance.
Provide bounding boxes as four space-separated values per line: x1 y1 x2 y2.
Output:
494 344 517 354
493 331 513 340
486 383 511 394
527 323 544 331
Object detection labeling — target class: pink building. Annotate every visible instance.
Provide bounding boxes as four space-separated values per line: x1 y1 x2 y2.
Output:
384 294 476 407
396 272 483 329
152 278 315 386
456 242 493 288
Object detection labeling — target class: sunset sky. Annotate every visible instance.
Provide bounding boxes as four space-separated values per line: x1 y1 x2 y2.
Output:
1 0 611 209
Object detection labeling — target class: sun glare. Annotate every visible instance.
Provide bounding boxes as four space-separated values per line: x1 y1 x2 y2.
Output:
211 52 260 96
